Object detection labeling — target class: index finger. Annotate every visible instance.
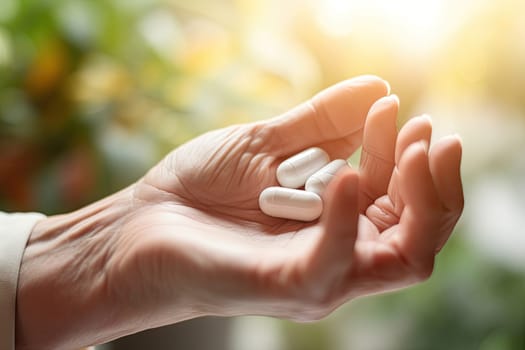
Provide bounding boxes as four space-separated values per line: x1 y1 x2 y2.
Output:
266 76 390 157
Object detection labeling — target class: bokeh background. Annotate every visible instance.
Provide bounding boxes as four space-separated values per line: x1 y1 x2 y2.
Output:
2 0 525 349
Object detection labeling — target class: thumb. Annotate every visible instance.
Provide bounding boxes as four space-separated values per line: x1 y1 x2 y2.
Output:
308 168 359 283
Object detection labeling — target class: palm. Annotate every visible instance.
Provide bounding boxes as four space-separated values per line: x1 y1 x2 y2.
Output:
163 125 296 225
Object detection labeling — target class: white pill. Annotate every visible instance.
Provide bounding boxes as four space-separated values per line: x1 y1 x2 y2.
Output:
259 187 323 221
276 147 330 188
305 159 349 196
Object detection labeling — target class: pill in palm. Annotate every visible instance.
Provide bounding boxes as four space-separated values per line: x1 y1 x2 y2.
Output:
258 187 323 221
276 147 330 188
305 159 349 196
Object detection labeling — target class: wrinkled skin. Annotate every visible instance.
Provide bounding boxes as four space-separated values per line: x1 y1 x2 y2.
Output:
16 76 463 350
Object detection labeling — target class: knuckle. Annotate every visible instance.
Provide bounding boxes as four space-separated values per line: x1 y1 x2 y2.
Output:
412 259 435 282
457 197 465 216
272 261 346 321
287 275 339 314
298 278 345 316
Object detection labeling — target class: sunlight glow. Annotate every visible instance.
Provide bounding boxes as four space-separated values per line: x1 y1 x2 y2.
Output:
310 0 447 51
312 0 355 37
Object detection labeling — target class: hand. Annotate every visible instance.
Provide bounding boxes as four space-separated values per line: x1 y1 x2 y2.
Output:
16 76 463 350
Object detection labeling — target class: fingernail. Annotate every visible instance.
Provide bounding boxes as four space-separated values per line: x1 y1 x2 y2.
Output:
452 133 462 145
368 94 399 115
387 94 399 105
377 94 399 107
419 113 432 125
442 133 463 146
351 75 390 92
352 74 384 83
351 76 391 95
384 80 391 95
406 113 432 126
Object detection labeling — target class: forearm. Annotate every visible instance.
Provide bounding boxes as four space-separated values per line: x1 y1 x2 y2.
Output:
15 186 135 350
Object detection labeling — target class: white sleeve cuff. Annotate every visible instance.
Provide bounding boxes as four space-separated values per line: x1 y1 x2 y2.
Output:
0 212 46 350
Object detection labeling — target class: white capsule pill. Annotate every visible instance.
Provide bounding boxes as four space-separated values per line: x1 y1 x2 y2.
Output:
276 147 330 188
259 187 323 221
305 159 349 196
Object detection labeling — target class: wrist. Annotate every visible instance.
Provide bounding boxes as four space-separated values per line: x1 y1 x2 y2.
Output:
15 186 135 350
